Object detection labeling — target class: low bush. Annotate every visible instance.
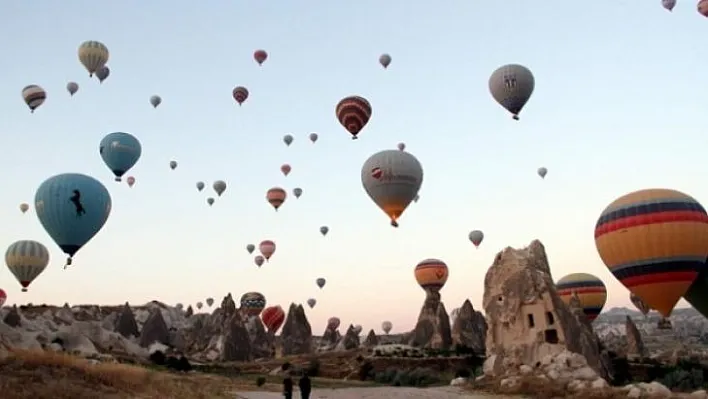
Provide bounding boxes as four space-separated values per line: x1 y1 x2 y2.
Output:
372 367 442 387
661 368 705 391
455 368 471 378
358 361 374 381
305 359 320 377
255 376 266 387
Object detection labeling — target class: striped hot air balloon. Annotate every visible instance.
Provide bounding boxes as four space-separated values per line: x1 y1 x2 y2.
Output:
22 85 46 113
232 86 249 106
594 188 708 317
259 240 276 261
240 292 266 317
5 240 50 292
555 273 607 322
414 258 449 293
266 187 287 211
335 96 372 139
261 305 285 333
78 41 109 76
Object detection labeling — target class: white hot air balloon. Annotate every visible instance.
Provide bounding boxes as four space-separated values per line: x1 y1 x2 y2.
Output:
361 150 423 227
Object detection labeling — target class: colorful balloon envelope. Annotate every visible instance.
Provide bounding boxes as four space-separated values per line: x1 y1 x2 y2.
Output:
240 292 266 317
267 187 287 211
381 320 392 334
630 292 651 316
414 259 449 293
22 85 46 113
594 188 708 317
99 132 142 182
336 96 371 139
261 305 285 333
78 40 109 76
5 240 50 292
254 49 268 66
555 273 607 322
259 240 276 260
0 288 6 307
327 317 340 330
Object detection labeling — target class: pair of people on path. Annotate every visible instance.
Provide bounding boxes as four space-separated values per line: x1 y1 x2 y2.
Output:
283 371 311 399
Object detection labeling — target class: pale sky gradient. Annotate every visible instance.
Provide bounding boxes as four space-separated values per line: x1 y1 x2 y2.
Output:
0 2 705 334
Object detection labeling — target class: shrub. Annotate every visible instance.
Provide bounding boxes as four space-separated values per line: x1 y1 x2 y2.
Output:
661 368 705 392
281 362 291 371
355 355 364 363
255 376 266 387
400 349 410 357
455 368 471 378
358 361 374 381
149 350 166 366
305 359 320 377
373 367 398 384
374 349 382 356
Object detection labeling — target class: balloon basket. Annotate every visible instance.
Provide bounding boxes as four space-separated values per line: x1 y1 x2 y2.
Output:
114 177 121 182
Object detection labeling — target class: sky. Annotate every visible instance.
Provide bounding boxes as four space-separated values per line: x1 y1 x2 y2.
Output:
0 1 706 334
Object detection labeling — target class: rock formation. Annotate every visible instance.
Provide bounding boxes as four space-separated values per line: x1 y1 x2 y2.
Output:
221 310 252 361
244 315 271 359
320 325 339 349
115 302 139 339
336 325 361 350
4 305 21 327
409 291 452 349
482 240 610 380
280 303 312 355
139 308 169 347
364 329 379 347
451 299 487 354
625 316 647 358
185 305 193 318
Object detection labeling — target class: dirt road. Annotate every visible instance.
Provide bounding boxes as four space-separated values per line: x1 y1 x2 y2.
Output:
233 386 518 398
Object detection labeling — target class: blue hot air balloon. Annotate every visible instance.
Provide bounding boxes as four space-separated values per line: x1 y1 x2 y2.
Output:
99 132 142 182
34 173 112 268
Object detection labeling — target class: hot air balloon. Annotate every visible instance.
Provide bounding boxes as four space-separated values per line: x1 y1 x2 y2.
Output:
254 255 265 267
213 180 226 196
267 187 287 211
538 167 548 179
281 164 291 176
307 298 316 309
66 82 79 96
699 0 708 16
397 142 406 151
196 181 205 191
207 197 215 206
414 194 420 203
262 305 285 333
176 303 184 311
489 64 535 120
99 132 142 182
556 273 607 323
19 203 29 214
35 173 111 268
630 292 651 316
96 66 110 83
379 54 392 69
240 292 266 316
22 85 46 113
246 244 255 254
206 297 214 307
196 301 203 310
78 40 109 76
414 259 449 294
662 0 676 11
254 49 268 66
361 150 423 227
169 161 178 170
232 86 249 106
595 188 708 318
309 133 318 143
0 288 5 307
259 240 276 261
327 317 340 330
126 176 135 188
316 278 326 289
336 96 372 139
469 230 484 248
293 187 303 199
353 325 362 334
150 95 162 108
283 134 294 146
320 226 329 236
5 240 50 292
381 321 392 334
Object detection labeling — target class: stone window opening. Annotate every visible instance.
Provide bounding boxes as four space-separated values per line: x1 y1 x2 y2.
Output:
527 314 535 328
545 311 554 325
544 329 559 344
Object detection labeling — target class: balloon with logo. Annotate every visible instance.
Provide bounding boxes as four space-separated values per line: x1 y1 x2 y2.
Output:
267 187 287 211
293 187 303 199
0 288 5 307
336 95 372 139
126 176 135 188
96 66 110 83
307 298 316 309
316 277 326 289
246 244 255 254
309 133 318 143
414 259 449 295
196 181 205 191
327 317 340 330
382 320 392 334
206 297 214 307
281 164 291 176
240 292 266 317
22 85 46 113
254 255 265 267
150 95 162 108
595 188 708 318
254 50 268 66
320 226 329 236
468 230 484 248
35 173 112 268
555 273 607 322
99 132 142 182
259 240 276 261
78 40 109 76
19 203 29 214
5 240 50 292
379 54 392 69
283 134 293 146
66 82 79 96
489 64 535 120
361 150 423 227
262 305 285 333
630 292 651 316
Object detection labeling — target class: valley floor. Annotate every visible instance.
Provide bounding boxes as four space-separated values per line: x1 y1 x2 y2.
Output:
233 387 517 398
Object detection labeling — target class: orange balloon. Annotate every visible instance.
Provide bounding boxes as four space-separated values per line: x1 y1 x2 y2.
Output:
414 258 448 292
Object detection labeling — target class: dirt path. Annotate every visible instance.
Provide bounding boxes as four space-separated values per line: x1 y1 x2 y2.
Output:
233 386 518 398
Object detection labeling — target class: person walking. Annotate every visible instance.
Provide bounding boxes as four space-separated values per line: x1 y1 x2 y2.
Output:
283 372 293 399
298 371 311 399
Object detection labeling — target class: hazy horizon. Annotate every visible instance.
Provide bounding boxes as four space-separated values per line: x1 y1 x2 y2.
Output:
1 2 706 334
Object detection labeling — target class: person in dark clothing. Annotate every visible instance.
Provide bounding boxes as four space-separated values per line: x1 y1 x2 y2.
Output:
283 374 293 399
298 372 311 399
